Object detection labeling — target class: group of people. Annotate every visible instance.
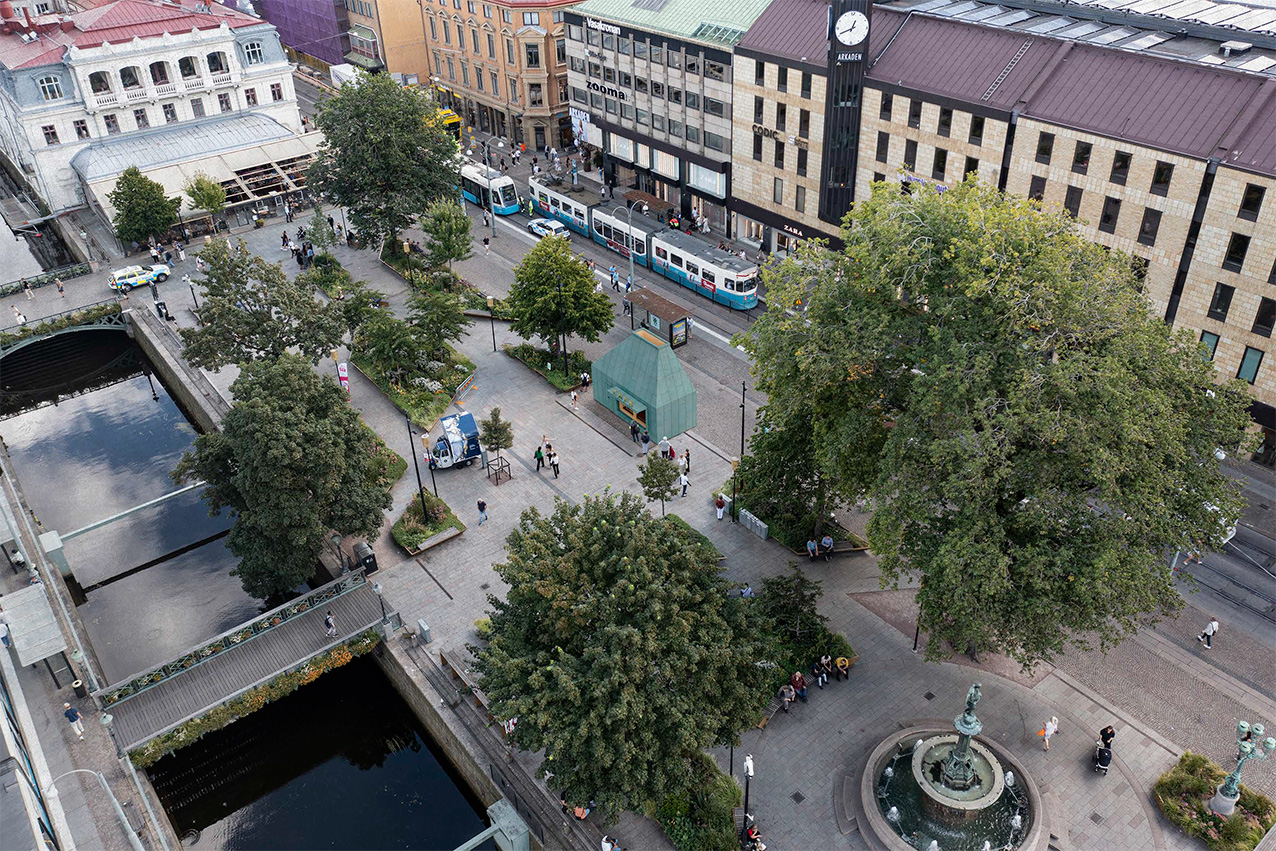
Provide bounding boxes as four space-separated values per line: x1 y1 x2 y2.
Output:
534 434 562 478
148 239 187 267
805 534 837 561
779 655 853 712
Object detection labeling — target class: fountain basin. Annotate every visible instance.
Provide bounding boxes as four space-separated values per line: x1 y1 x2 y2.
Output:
912 735 1004 821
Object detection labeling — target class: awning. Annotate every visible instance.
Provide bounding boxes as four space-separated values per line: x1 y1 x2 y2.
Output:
343 50 384 70
609 387 646 413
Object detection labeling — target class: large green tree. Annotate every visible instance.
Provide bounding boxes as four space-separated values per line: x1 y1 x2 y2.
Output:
183 172 226 234
407 290 472 359
109 166 179 246
180 240 348 369
173 356 393 599
420 198 473 271
743 178 1253 667
636 451 679 516
307 73 458 247
507 236 613 354
473 492 767 818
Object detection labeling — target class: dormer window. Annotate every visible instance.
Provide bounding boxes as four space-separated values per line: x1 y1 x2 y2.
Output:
38 75 63 100
244 41 264 65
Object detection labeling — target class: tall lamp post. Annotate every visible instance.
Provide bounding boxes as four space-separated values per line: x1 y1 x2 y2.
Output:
610 201 638 298
733 380 745 521
487 295 497 352
406 413 430 511
465 138 504 245
1211 720 1275 815
741 754 755 839
372 581 389 623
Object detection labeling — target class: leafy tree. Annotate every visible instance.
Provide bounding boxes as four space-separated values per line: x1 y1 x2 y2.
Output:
508 236 613 355
356 312 421 383
408 290 472 358
636 452 679 516
305 207 336 256
173 356 393 599
183 172 226 234
742 178 1253 668
180 239 346 369
472 492 768 820
420 198 473 271
478 407 513 462
108 166 179 246
307 73 458 247
756 565 826 641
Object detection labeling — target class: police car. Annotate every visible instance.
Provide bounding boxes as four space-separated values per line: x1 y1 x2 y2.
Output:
527 218 568 239
107 264 170 291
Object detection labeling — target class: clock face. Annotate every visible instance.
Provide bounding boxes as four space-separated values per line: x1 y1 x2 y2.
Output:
835 10 870 46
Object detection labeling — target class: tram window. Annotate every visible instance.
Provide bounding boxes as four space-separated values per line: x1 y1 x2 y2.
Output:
655 246 668 260
551 198 560 209
537 192 548 204
702 269 715 284
633 240 646 254
670 254 683 268
602 224 613 240
686 261 699 276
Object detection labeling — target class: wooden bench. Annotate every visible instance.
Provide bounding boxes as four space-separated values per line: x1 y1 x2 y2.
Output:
787 541 870 560
757 655 860 728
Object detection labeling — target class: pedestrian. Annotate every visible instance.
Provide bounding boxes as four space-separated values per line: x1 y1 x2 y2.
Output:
835 656 851 681
150 245 161 263
715 493 726 520
336 223 344 240
483 209 491 228
1197 616 1220 648
679 471 689 497
640 431 650 454
678 451 687 472
658 435 670 457
629 421 639 443
164 249 173 265
806 538 818 561
625 275 632 293
814 655 832 688
550 450 561 478
55 277 65 297
821 533 834 561
534 444 545 471
483 236 490 255
610 266 619 291
477 498 488 525
196 256 206 273
0 612 9 648
1100 725 1116 749
22 278 32 299
1040 716 1059 751
296 252 305 269
789 671 808 702
780 683 796 712
571 389 579 410
284 202 292 222
324 610 336 638
12 306 27 325
682 448 690 472
63 703 84 739
327 215 335 231
282 230 290 249
178 244 186 262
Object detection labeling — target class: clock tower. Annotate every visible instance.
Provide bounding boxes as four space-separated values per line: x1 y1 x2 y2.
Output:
818 0 872 226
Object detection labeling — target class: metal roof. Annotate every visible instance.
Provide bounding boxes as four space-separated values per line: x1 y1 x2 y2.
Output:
571 0 774 44
735 0 832 63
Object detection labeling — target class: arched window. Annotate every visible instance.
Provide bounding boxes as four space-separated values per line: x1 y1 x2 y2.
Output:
148 61 170 85
206 51 228 74
119 66 142 89
244 41 264 65
178 56 200 79
88 71 111 94
37 75 63 100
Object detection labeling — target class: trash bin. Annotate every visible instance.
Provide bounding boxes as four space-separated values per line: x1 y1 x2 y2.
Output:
72 679 88 698
353 541 377 574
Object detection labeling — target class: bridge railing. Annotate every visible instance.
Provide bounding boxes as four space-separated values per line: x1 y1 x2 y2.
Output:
0 300 124 346
0 262 93 297
95 568 369 707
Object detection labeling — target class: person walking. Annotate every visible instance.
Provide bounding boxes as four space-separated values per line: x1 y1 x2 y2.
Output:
177 244 186 263
477 498 488 526
22 278 32 299
715 494 726 520
640 431 651 454
483 236 490 256
483 209 491 228
324 611 336 638
63 703 84 740
658 435 670 458
12 306 27 325
682 448 690 473
550 450 561 478
610 266 619 291
1040 716 1059 751
1099 725 1116 749
679 471 689 497
55 277 65 297
282 230 290 250
571 389 579 410
1197 616 1220 648
283 202 292 223
534 444 545 471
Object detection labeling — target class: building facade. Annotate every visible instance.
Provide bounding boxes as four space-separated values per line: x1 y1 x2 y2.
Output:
422 0 576 149
254 0 349 67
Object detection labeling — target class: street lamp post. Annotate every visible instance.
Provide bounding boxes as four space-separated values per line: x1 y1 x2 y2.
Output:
406 413 429 515
556 278 568 377
79 229 93 264
372 581 388 623
487 295 497 352
733 381 745 521
45 769 145 851
741 754 755 839
465 138 504 244
610 202 638 300
1211 721 1275 815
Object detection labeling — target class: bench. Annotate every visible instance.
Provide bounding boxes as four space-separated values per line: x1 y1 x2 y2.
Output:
788 540 870 560
756 655 860 728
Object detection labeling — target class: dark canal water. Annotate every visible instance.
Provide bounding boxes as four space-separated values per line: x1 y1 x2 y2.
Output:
149 656 492 850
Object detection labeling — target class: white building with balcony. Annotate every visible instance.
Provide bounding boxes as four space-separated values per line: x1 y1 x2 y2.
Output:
0 0 306 217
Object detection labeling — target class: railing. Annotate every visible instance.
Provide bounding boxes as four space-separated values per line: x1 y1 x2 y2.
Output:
0 299 124 345
91 92 119 107
124 87 149 102
0 262 93 297
153 82 176 96
95 568 369 707
210 72 233 85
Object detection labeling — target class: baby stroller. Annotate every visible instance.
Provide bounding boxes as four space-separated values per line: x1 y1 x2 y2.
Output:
1093 741 1112 775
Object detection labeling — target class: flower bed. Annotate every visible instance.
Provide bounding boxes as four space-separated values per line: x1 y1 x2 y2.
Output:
391 491 465 554
129 629 382 768
1154 752 1275 851
504 342 590 392
350 346 474 430
366 425 407 486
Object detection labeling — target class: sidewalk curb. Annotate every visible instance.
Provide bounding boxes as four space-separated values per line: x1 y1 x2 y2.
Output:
1131 627 1276 718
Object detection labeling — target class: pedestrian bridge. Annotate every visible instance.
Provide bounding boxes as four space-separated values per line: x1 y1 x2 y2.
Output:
0 299 128 358
94 569 394 751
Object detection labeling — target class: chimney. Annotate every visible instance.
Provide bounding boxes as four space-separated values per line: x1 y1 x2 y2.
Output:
0 0 15 21
23 6 34 27
60 17 73 30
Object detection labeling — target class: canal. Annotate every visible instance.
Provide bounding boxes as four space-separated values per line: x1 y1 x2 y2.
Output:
0 329 492 849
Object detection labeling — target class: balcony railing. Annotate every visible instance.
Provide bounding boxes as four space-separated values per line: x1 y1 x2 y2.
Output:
124 87 149 102
91 91 118 107
210 71 232 85
153 81 176 96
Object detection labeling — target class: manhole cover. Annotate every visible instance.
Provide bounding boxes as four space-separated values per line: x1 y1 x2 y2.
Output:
1090 812 1104 825
924 692 936 701
791 791 805 804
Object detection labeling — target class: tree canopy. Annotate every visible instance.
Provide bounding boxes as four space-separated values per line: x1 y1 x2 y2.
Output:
742 178 1252 667
636 452 679 516
507 236 613 352
473 491 767 818
180 239 348 369
407 290 472 359
173 356 393 599
183 172 226 231
109 166 179 246
479 407 513 461
307 73 458 246
420 198 473 271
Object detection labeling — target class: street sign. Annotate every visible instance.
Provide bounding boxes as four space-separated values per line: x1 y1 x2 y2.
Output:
337 361 349 395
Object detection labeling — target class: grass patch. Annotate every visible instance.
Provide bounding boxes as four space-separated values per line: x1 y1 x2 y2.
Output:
1153 752 1275 851
129 630 381 768
351 345 474 430
504 342 590 391
391 491 466 554
646 752 741 851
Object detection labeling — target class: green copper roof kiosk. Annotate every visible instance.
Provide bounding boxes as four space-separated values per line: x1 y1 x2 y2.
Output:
592 328 697 439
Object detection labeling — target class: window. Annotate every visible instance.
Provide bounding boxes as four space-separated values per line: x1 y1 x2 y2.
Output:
652 114 664 130
705 131 725 152
529 83 543 106
502 8 511 22
1239 184 1265 221
158 103 178 126
443 23 450 44
207 52 228 74
1200 331 1220 359
178 57 198 79
1237 347 1264 384
602 34 615 50
37 75 63 101
754 96 764 122
652 81 664 98
667 49 682 70
1208 283 1235 321
471 30 480 53
487 33 495 57
245 87 257 106
505 39 514 63
797 110 810 139
705 60 725 81
876 131 889 163
933 149 948 181
619 37 631 54
1150 161 1173 196
753 134 763 162
684 92 698 110
104 113 120 134
586 28 598 46
603 67 616 83
190 98 204 118
774 140 785 168
217 93 231 112
74 119 89 140
271 83 284 102
1110 150 1131 185
635 77 647 93
1033 132 1054 165
686 56 700 75
1098 197 1120 233
590 92 602 108
801 72 812 98
634 41 647 59
467 1 474 11
964 156 978 178
589 62 601 79
651 46 662 63
669 118 681 135
1064 185 1083 218
445 56 455 79
476 69 484 91
903 139 917 170
484 4 493 17
571 85 586 104
120 66 141 89
41 124 58 145
776 67 787 92
558 78 568 104
1028 174 1045 200
685 125 700 143
1254 298 1276 337
705 97 725 117
1138 208 1161 246
776 103 786 131
908 98 922 128
430 17 438 39
1072 141 1091 174
669 88 681 105
880 92 892 121
244 41 264 65
460 62 468 85
1223 233 1249 272
509 76 518 101
755 60 765 86
490 72 500 96
797 147 808 177
773 177 783 203
938 107 952 137
796 185 806 213
874 172 886 182
969 115 984 145
522 11 539 24
556 38 566 63
571 56 585 73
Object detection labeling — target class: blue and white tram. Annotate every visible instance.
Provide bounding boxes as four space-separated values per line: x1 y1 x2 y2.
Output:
649 229 759 310
528 176 592 236
459 162 521 215
588 206 659 269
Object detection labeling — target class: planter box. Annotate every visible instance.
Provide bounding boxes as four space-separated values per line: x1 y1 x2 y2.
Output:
401 525 462 556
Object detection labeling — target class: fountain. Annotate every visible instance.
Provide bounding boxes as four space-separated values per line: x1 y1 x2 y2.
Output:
856 684 1043 851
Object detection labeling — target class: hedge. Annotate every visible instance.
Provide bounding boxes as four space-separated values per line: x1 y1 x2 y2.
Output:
646 752 741 851
0 301 121 346
1154 752 1275 851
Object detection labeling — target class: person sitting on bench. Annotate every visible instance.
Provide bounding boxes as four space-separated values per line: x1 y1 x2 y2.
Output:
835 656 851 681
780 683 796 712
820 533 834 561
813 655 832 688
790 671 808 702
806 539 819 561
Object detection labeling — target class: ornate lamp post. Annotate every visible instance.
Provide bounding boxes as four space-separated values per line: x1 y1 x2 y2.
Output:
1211 720 1275 815
741 753 755 838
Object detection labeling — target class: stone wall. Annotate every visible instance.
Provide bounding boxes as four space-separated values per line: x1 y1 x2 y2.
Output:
126 306 229 433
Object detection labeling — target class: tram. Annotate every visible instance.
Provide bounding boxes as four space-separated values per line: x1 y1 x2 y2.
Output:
527 176 759 310
460 162 521 215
